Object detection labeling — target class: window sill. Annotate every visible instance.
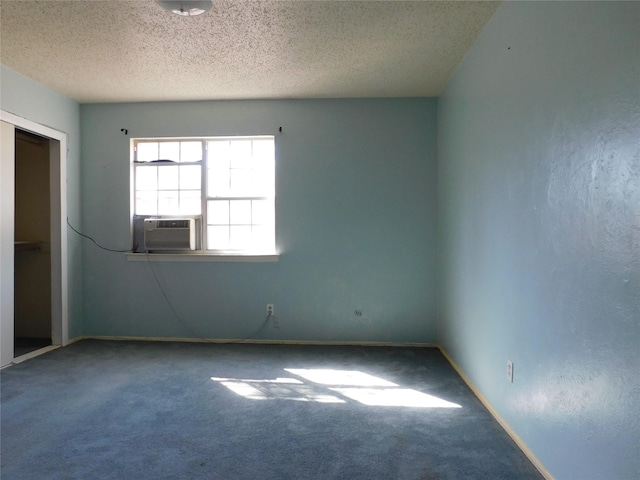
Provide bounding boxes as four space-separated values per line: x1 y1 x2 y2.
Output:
126 252 279 263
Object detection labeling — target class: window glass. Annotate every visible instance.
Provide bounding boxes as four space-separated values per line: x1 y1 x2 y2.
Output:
230 200 252 225
229 169 252 196
179 190 201 215
159 142 180 162
208 200 229 224
208 226 229 250
253 139 274 162
135 165 157 191
251 225 273 250
180 141 202 162
229 226 252 250
207 166 230 197
158 190 179 214
158 165 179 190
179 165 201 190
229 140 252 167
137 142 158 162
136 191 157 215
252 200 273 225
208 140 230 162
134 137 275 253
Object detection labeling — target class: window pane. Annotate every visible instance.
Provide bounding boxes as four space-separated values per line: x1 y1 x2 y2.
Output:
208 140 231 163
136 165 157 191
180 190 201 215
137 142 158 162
207 200 229 224
254 162 275 197
229 169 253 196
158 165 179 190
158 190 179 214
230 200 251 225
208 226 229 250
159 142 179 162
230 140 252 168
229 226 252 250
208 167 230 196
181 141 202 162
249 170 272 197
251 225 275 251
134 136 275 252
136 191 157 215
179 165 201 190
252 200 274 225
252 139 274 162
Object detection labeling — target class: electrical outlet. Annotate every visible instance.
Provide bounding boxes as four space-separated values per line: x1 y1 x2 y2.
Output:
507 360 514 383
267 304 274 315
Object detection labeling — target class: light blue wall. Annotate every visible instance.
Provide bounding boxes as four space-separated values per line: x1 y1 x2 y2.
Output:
0 65 83 339
437 2 639 479
80 98 438 342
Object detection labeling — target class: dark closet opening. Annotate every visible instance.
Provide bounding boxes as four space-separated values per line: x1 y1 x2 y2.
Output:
14 129 52 357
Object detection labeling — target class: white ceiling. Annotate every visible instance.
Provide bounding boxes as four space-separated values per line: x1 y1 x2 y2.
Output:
0 0 499 104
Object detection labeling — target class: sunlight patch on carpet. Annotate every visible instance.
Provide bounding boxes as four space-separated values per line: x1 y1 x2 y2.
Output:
330 387 461 408
284 369 397 387
211 376 345 403
211 369 462 408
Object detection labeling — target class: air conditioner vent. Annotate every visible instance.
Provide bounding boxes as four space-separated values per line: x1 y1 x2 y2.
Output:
156 219 191 229
144 217 197 251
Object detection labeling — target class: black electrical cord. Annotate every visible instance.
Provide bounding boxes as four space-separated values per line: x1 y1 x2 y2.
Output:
143 249 202 339
143 249 273 344
68 216 272 343
225 312 274 344
66 218 130 253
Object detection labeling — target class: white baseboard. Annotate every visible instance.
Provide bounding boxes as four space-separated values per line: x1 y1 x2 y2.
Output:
10 345 60 366
438 347 554 480
76 335 438 348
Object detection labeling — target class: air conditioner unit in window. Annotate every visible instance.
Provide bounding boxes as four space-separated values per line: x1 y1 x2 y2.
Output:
143 218 196 251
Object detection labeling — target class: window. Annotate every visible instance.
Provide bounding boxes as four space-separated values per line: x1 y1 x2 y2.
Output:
133 136 275 253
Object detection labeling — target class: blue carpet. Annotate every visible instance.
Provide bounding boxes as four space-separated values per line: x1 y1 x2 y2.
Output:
1 340 543 479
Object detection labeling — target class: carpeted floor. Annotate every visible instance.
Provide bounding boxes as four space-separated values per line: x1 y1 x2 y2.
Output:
1 340 543 479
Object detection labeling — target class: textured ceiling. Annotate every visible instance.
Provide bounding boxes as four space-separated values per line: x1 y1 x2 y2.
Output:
0 0 499 103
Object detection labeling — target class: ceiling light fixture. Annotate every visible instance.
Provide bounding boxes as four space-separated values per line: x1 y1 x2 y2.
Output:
156 0 212 17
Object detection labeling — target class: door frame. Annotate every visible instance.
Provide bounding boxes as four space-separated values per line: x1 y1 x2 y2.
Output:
1 110 69 366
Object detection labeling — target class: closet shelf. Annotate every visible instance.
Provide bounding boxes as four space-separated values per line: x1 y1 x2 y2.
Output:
14 241 45 253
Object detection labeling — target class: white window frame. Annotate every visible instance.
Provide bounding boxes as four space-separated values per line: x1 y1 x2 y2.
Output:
131 135 277 258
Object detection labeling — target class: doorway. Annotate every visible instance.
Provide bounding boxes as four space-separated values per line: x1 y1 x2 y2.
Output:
14 130 52 357
0 112 69 367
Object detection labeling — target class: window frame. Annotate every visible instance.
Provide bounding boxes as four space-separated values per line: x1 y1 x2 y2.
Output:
131 135 276 256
